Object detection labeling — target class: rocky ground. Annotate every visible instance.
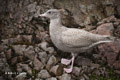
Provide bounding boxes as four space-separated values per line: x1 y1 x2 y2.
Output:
0 0 120 80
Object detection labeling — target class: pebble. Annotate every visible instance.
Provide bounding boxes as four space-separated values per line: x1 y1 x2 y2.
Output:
46 55 57 70
38 52 48 64
59 73 71 80
50 65 63 76
38 70 51 79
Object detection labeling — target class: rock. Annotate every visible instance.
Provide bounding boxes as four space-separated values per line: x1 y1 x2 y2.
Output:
33 57 43 71
11 57 17 65
60 9 81 28
0 76 5 80
34 6 41 17
27 2 37 13
46 77 57 80
0 44 7 52
114 70 120 75
104 6 114 17
2 35 22 44
39 41 55 53
35 78 43 80
27 2 37 21
1 39 9 44
0 52 8 72
35 47 41 53
93 54 101 59
75 56 93 66
93 67 107 76
79 76 85 80
50 65 63 76
20 64 32 75
96 23 114 35
22 35 33 43
38 70 51 79
117 6 120 16
16 63 23 72
114 25 120 38
58 73 71 80
39 41 48 51
113 60 120 69
5 49 12 60
84 25 96 31
12 45 27 55
38 52 48 64
47 47 55 54
90 64 100 70
83 74 89 80
113 21 120 28
38 41 55 53
72 67 80 76
23 46 35 60
97 16 117 25
98 41 120 67
95 21 120 68
46 55 57 70
17 56 23 62
15 72 27 80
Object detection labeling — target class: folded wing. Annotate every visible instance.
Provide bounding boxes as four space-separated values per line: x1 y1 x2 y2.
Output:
61 28 107 48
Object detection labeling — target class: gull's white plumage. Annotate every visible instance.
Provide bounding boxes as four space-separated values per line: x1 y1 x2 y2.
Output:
39 9 114 73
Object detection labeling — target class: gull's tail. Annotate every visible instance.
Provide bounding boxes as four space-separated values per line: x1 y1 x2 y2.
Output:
89 36 118 48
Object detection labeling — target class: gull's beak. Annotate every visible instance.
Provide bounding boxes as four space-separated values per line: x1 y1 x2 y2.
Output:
39 13 46 18
38 13 47 21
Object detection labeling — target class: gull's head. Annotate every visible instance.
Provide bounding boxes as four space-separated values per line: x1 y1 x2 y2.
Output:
39 9 61 19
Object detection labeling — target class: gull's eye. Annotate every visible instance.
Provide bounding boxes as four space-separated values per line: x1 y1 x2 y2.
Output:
48 11 52 14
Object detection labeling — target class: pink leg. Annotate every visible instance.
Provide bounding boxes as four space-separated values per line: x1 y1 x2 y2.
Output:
61 53 75 73
64 54 75 73
61 58 72 65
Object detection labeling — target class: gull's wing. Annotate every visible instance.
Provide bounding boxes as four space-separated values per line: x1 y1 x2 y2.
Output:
61 28 105 48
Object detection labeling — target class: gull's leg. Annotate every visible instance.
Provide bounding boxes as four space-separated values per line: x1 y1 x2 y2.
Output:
61 58 72 65
64 53 75 73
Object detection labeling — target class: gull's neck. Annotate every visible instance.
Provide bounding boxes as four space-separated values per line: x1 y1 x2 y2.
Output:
50 17 62 29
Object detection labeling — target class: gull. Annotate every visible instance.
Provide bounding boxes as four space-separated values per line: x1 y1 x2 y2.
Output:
39 9 114 73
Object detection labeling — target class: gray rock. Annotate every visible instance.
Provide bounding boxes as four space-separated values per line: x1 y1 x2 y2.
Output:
11 57 17 65
5 49 12 60
24 46 36 60
93 54 101 59
97 16 117 25
83 74 89 80
38 52 48 64
34 6 41 17
33 57 43 71
2 35 22 44
22 35 33 43
72 67 80 76
39 41 49 51
59 73 71 80
39 42 55 53
50 65 63 76
13 45 27 55
47 47 55 54
35 47 41 53
75 56 93 66
15 72 27 80
38 70 51 79
35 78 43 80
20 64 32 75
46 77 57 80
27 2 37 13
79 77 85 80
16 63 23 72
0 76 5 80
46 55 57 70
